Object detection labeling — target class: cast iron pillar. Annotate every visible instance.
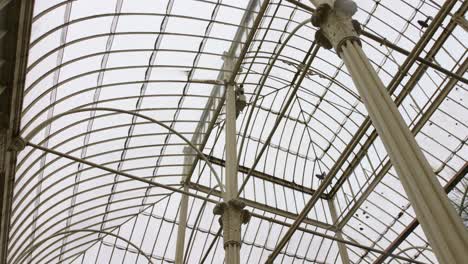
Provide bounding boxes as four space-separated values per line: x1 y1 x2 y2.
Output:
212 54 250 264
174 147 191 264
222 53 242 264
309 1 468 263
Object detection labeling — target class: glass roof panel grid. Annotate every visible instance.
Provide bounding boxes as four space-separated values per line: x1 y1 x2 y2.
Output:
3 0 467 263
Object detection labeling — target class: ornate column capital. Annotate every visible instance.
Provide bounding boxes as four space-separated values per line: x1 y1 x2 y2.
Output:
213 199 251 249
311 0 362 54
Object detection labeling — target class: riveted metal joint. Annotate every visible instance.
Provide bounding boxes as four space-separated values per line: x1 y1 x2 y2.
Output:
228 198 245 209
213 202 227 226
235 84 246 117
8 137 25 152
311 4 331 27
213 199 251 226
240 209 251 224
315 30 333 50
352 19 362 34
213 202 227 216
311 4 333 50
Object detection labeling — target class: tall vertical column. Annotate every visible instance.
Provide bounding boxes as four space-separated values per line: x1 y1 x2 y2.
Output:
174 186 189 264
309 1 468 263
0 129 9 264
211 55 250 264
222 54 242 264
175 148 191 264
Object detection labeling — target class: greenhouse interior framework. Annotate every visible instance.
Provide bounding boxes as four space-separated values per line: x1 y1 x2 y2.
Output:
0 0 467 263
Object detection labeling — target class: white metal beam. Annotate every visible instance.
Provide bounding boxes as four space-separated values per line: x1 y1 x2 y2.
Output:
328 199 350 264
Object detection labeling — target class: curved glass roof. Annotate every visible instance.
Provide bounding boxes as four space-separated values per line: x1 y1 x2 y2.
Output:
6 0 467 263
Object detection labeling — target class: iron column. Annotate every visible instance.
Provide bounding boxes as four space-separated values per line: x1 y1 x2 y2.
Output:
311 0 468 263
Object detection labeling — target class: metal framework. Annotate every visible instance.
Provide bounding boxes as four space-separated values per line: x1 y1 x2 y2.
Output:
0 0 467 263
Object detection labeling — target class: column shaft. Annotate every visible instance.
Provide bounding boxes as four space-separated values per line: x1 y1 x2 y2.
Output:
306 1 468 262
340 40 468 263
175 183 189 264
223 78 241 264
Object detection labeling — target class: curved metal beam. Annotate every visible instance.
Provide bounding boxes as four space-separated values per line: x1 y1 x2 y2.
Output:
23 107 225 193
14 229 155 264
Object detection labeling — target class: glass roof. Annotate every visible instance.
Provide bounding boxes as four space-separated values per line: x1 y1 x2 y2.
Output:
6 0 467 263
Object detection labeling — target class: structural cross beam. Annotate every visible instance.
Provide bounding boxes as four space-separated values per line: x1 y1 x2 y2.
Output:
189 182 335 230
205 154 326 198
193 186 425 264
